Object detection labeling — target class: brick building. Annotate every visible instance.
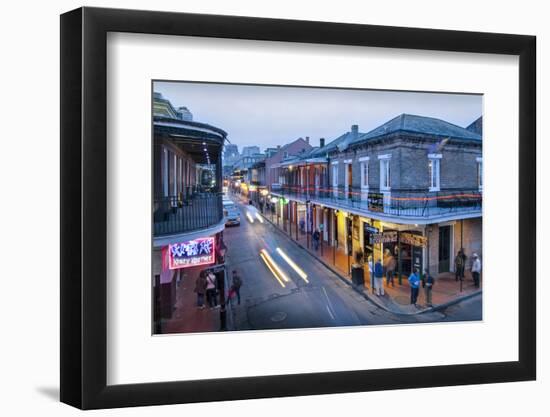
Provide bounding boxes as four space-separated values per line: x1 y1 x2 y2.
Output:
271 113 482 280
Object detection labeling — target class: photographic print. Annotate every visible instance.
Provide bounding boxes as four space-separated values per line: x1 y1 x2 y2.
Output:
152 81 483 335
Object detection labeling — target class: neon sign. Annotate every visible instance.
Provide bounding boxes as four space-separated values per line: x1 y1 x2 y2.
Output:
168 237 215 269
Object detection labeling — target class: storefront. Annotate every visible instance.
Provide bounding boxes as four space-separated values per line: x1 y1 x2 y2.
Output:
153 232 225 324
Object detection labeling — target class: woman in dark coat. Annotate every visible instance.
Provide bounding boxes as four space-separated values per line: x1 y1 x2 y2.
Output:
194 271 208 308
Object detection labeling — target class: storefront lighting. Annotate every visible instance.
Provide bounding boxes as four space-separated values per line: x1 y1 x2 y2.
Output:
271 197 279 204
276 248 309 283
260 189 269 196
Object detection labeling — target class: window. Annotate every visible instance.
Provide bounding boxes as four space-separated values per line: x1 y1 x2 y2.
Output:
178 157 183 194
162 147 169 197
359 157 369 189
173 153 178 197
428 154 442 192
477 157 483 190
331 162 339 196
378 154 391 191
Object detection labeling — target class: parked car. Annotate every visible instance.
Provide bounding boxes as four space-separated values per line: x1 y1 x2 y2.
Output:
223 200 240 226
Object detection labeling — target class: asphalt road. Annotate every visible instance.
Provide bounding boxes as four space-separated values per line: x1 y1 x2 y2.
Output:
223 194 481 331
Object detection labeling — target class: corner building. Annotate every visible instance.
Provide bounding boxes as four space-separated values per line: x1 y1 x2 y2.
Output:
271 114 483 281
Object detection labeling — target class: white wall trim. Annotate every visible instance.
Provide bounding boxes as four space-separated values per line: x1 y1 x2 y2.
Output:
378 153 392 160
358 156 370 162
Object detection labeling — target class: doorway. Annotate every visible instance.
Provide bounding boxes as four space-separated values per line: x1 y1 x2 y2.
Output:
345 163 353 199
438 225 452 272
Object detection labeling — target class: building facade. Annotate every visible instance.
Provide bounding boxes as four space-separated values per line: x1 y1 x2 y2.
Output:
271 114 482 280
152 93 228 329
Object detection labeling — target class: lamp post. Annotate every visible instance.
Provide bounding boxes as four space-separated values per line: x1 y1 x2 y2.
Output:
216 238 228 331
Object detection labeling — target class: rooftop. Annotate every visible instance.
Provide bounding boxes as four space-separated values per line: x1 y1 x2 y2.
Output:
352 113 482 145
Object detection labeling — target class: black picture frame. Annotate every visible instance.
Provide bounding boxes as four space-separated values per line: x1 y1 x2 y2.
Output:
60 6 536 410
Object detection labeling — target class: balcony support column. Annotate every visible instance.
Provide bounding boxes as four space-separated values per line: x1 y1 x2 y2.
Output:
397 231 403 285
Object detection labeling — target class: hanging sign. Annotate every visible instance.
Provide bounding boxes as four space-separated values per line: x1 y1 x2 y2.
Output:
400 232 427 247
370 231 398 244
168 237 216 269
368 192 384 212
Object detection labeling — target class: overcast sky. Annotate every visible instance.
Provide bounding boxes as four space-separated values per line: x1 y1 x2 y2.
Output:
154 81 482 151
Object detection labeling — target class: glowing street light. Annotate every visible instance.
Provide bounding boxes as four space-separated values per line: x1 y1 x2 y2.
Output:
276 248 309 283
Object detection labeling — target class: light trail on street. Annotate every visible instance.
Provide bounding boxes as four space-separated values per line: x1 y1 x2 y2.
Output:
276 247 309 283
223 195 476 331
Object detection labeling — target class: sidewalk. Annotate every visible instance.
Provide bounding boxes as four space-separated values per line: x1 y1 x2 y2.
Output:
260 207 481 315
160 265 223 334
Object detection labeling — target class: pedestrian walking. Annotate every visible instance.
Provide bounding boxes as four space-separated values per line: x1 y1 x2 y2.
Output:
424 269 434 306
383 248 396 287
408 268 421 306
230 270 243 305
471 253 481 288
299 218 305 234
367 256 375 294
374 259 385 296
194 271 207 308
312 229 320 251
205 270 218 308
454 249 466 281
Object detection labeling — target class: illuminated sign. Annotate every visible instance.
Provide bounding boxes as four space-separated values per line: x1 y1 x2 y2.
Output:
168 237 215 269
370 231 398 244
368 192 384 212
400 232 427 247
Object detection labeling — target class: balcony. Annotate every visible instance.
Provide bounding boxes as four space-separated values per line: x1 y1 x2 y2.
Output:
153 193 223 237
271 185 482 222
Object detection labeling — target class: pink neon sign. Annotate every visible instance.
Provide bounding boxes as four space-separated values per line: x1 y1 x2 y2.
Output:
168 237 216 270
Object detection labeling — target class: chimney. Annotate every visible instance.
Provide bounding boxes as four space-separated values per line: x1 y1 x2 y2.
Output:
351 124 359 140
319 138 325 148
305 136 310 144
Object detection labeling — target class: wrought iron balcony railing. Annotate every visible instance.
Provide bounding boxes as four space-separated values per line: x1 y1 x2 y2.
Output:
271 185 482 219
153 193 223 236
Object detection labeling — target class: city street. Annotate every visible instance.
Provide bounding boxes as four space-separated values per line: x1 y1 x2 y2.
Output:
223 195 481 330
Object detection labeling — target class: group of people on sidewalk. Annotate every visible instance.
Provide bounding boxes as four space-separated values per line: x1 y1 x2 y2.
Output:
367 249 436 308
454 249 482 289
193 269 243 309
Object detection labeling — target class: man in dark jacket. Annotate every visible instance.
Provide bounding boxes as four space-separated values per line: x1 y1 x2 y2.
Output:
312 229 320 251
231 270 243 305
424 269 435 306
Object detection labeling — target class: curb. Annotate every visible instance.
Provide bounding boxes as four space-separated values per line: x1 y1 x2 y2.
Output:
256 206 482 316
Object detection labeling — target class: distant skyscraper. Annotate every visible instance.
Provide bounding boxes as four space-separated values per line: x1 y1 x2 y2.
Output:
242 146 260 156
224 144 239 158
176 106 193 121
